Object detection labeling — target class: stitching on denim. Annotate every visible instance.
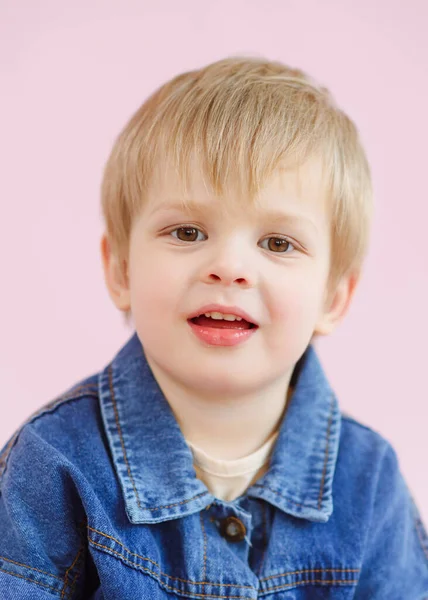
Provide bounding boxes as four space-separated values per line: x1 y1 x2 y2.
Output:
317 393 335 510
0 566 62 594
144 491 210 511
265 578 359 591
60 546 84 600
0 388 96 470
66 566 82 600
257 501 268 577
108 362 210 512
415 513 428 564
60 519 87 599
260 567 360 581
88 537 255 598
0 519 88 599
252 393 336 514
88 525 360 590
88 536 358 596
0 386 98 486
200 511 207 583
87 525 169 571
87 527 256 590
250 483 307 508
0 555 63 581
108 363 142 508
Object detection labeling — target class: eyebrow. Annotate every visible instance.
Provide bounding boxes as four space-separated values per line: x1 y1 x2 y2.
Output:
149 200 319 234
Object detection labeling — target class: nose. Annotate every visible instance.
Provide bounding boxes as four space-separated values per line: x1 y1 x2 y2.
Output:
201 238 255 288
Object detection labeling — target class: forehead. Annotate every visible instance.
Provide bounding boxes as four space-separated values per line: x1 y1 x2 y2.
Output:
145 153 329 227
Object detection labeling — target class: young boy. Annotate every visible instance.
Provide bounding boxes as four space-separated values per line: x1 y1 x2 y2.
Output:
1 57 427 599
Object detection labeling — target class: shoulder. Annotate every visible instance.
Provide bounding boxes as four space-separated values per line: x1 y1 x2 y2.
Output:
338 411 427 532
340 411 395 459
335 411 404 498
0 373 101 491
336 413 427 536
338 416 428 589
0 376 102 596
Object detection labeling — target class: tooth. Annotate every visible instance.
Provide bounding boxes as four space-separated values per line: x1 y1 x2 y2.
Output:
202 312 243 321
223 314 242 321
209 312 225 320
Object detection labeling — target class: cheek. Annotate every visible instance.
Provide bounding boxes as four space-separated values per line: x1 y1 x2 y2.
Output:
268 267 326 324
130 255 187 315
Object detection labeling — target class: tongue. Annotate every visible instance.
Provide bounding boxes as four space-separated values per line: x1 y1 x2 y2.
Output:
192 315 251 329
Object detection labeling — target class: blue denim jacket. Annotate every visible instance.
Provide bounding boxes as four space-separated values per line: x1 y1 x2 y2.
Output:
1 332 427 599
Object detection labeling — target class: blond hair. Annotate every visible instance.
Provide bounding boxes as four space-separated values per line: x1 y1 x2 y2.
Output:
100 57 373 327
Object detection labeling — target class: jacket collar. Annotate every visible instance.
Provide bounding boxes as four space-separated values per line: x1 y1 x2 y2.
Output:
98 332 341 525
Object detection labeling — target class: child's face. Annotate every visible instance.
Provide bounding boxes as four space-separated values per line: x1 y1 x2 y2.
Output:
103 155 355 395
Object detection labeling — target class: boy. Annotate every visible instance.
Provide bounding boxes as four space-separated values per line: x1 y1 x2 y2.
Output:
1 57 427 599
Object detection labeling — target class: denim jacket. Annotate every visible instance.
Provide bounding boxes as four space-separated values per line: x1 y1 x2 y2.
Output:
1 332 427 599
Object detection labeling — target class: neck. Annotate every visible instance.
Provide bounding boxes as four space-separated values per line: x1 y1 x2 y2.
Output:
146 355 294 460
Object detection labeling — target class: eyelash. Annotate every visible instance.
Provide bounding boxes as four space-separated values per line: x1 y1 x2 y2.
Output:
167 225 298 254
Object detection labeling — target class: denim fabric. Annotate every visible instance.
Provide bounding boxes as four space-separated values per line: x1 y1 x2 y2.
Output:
0 332 427 599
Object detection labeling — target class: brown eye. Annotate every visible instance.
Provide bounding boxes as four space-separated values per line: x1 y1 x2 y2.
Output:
170 227 205 242
261 237 294 253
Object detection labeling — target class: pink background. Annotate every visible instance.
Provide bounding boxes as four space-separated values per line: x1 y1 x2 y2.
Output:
1 1 427 520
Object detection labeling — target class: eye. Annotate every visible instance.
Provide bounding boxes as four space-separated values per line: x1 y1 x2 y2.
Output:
169 226 207 242
259 237 296 253
168 227 296 254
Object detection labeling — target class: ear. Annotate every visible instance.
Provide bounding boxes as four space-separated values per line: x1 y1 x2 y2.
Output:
100 234 131 312
314 270 360 336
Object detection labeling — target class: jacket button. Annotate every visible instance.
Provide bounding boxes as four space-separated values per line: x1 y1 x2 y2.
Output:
219 516 246 542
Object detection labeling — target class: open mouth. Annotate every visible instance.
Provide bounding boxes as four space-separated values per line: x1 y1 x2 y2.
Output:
189 315 257 330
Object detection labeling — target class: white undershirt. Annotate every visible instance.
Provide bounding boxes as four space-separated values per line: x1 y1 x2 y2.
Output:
186 429 280 502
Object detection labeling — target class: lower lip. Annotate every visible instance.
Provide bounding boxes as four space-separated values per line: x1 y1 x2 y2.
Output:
187 320 258 347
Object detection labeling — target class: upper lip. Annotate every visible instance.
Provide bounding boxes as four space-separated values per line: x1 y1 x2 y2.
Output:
187 304 259 326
